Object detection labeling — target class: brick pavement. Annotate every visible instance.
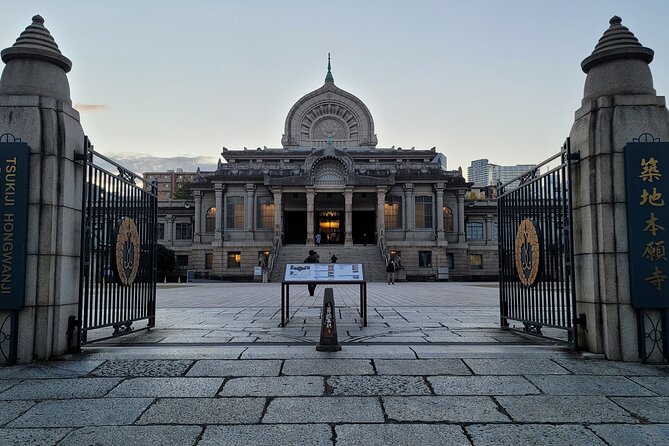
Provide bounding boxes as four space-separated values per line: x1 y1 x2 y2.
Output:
1 282 668 444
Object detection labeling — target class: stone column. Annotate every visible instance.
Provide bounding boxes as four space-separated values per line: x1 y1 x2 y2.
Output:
306 187 315 244
245 183 255 240
165 215 175 246
0 16 85 362
403 183 414 240
214 184 224 242
570 16 669 362
272 188 283 240
457 190 466 243
434 183 445 241
344 187 353 244
484 215 492 245
376 186 386 243
193 190 202 243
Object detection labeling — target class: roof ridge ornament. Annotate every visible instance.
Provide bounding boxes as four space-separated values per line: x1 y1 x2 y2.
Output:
325 52 334 83
1 14 72 72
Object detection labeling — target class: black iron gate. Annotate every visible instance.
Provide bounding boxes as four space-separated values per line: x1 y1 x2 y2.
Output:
498 138 583 347
73 136 157 348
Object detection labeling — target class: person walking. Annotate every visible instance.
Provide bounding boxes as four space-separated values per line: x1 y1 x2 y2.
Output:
315 233 322 246
386 257 396 284
330 254 338 263
304 249 319 296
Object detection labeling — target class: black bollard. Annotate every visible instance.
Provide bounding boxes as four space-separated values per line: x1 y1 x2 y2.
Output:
316 288 341 352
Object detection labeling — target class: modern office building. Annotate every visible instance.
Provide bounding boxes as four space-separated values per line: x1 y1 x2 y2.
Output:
467 159 533 188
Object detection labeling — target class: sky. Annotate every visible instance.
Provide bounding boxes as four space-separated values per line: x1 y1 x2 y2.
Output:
2 1 669 175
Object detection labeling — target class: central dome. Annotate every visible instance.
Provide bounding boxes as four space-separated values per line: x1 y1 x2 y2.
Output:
281 56 378 149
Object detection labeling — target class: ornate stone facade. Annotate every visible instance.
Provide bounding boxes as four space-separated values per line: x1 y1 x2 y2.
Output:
155 58 498 281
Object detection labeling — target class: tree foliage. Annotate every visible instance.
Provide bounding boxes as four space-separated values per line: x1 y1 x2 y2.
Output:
156 243 176 279
173 182 193 200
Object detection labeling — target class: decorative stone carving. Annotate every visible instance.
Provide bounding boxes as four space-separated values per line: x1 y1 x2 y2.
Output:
313 158 346 185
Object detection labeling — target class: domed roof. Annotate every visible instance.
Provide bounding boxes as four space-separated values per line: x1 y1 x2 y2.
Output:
281 55 378 149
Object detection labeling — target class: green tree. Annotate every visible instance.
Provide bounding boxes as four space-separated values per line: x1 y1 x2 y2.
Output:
156 243 176 280
173 181 193 199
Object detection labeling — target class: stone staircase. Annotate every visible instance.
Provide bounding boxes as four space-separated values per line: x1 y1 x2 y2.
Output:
269 244 388 282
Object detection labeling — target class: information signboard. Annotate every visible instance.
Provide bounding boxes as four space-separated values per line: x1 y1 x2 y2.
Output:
624 140 669 308
0 142 30 310
283 263 364 282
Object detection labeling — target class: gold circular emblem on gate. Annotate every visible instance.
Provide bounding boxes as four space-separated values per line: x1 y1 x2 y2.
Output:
515 219 541 287
114 217 141 286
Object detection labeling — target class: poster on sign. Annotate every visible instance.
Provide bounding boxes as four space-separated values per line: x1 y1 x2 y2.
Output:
284 263 364 282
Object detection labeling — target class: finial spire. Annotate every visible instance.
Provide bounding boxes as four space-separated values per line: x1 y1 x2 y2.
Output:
325 52 334 83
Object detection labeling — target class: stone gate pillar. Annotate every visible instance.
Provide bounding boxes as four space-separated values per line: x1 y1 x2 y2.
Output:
570 16 669 362
0 16 85 363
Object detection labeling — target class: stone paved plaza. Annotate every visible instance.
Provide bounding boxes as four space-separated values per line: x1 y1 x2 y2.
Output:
1 282 668 445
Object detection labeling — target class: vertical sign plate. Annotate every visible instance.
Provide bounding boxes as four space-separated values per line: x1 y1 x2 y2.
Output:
624 141 669 308
0 142 30 310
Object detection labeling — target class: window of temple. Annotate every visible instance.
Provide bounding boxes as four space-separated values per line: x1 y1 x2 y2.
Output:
157 222 165 240
226 196 244 229
443 207 454 232
384 195 402 229
469 254 483 269
205 253 213 270
175 222 192 240
227 251 241 268
492 221 498 240
257 196 275 229
466 222 484 240
419 251 432 267
447 253 455 269
314 159 346 185
205 207 216 233
415 196 433 229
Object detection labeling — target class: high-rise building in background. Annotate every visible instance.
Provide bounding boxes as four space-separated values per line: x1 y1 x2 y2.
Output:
467 159 534 188
144 168 195 201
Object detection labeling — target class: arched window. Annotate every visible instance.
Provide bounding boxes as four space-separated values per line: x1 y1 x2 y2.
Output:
205 207 216 233
443 206 453 232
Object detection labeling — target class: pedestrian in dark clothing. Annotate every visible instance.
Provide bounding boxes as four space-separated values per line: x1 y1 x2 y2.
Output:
304 249 319 296
330 254 338 263
386 258 396 284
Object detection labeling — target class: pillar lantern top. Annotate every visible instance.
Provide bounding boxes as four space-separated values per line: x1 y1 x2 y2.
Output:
581 15 654 73
1 14 72 72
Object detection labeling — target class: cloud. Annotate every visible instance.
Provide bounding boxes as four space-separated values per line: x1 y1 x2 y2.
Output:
74 103 110 112
99 153 219 176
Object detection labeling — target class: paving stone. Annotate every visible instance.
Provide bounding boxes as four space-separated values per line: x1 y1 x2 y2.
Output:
282 359 374 375
263 397 384 423
199 424 332 446
554 358 669 376
187 359 282 377
496 396 637 423
0 428 71 446
137 398 265 424
0 378 121 400
242 346 415 359
463 358 569 375
0 401 35 425
589 423 669 446
0 361 104 379
108 377 223 397
375 359 471 375
59 425 202 446
466 424 606 446
526 375 656 396
328 376 431 396
84 347 246 360
0 380 18 392
429 376 539 395
383 396 508 422
220 376 324 396
90 359 193 377
8 398 152 427
630 376 669 396
336 424 469 446
610 397 669 422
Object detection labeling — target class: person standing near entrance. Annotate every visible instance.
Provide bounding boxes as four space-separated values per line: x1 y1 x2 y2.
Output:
386 257 396 284
315 232 322 246
330 253 338 263
304 249 320 296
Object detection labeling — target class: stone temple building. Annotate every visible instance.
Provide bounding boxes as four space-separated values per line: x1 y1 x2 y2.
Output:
155 58 498 281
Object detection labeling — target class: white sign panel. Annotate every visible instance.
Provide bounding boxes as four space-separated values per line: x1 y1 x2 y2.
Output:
284 263 364 282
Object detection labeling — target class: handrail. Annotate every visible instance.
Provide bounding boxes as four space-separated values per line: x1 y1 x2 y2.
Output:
378 235 390 267
267 232 282 276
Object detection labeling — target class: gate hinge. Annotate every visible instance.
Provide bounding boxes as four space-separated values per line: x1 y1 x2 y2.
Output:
574 313 587 328
66 315 82 353
567 151 580 161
